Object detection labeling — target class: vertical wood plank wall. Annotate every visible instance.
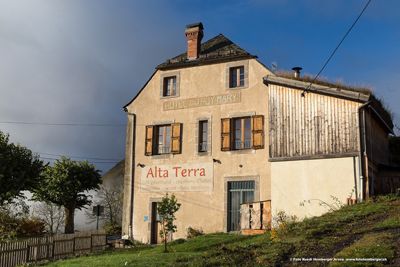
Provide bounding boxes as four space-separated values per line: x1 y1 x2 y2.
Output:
364 109 390 194
268 85 361 159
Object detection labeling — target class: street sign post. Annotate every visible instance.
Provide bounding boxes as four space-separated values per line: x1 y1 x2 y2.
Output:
92 205 104 230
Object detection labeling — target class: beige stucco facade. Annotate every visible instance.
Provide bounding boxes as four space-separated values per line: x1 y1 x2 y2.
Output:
121 26 392 243
271 156 360 222
123 59 274 243
122 58 372 243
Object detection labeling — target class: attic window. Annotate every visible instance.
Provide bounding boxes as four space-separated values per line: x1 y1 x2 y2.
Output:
226 61 248 89
229 66 245 88
163 76 177 97
160 72 180 98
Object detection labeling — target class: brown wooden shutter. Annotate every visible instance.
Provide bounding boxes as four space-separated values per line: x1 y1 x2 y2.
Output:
221 118 231 151
252 115 264 149
171 123 182 154
145 126 153 156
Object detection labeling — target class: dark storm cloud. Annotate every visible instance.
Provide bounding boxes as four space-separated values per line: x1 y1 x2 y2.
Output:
0 0 183 171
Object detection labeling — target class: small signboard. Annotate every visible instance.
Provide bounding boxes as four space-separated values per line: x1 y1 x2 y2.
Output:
92 205 104 216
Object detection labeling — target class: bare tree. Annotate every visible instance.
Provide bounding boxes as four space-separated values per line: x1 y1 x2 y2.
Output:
33 202 64 235
86 185 123 234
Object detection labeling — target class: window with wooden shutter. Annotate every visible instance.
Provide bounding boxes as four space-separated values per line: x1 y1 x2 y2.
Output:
145 126 154 156
232 117 251 150
221 118 231 151
171 123 182 154
252 115 264 149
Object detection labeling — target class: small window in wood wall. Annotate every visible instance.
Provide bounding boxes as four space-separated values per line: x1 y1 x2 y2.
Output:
221 115 264 151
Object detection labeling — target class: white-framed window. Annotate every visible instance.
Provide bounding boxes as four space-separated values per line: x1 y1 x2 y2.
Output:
160 71 180 98
221 115 264 151
226 60 249 89
198 120 209 152
229 66 245 88
145 123 182 156
155 125 171 154
163 76 177 97
232 117 251 150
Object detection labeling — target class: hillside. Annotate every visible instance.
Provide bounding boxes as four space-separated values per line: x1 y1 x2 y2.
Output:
45 195 400 266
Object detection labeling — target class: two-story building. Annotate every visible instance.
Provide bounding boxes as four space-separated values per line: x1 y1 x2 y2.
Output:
122 23 395 243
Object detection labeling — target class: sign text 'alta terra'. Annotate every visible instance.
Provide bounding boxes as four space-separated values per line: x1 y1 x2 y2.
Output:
140 163 213 192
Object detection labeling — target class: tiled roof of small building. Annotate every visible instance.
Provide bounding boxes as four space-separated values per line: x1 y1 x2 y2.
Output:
156 34 256 70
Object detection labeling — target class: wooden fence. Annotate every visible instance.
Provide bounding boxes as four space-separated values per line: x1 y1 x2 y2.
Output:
0 231 106 267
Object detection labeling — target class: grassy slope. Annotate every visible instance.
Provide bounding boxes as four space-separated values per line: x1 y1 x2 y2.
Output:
44 195 400 267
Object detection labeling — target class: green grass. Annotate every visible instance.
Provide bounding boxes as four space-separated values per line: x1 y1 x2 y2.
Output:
329 233 395 267
42 195 400 267
373 215 400 231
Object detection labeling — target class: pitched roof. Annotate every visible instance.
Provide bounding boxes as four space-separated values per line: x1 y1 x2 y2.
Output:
264 75 371 102
102 160 124 182
156 34 256 70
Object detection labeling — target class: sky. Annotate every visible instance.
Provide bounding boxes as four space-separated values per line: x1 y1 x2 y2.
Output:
0 0 399 173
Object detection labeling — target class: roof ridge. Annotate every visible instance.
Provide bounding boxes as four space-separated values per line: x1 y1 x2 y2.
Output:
156 33 255 70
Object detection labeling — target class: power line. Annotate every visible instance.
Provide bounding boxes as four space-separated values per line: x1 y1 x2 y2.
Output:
36 152 121 161
0 121 125 127
302 0 372 96
0 120 224 127
39 156 121 164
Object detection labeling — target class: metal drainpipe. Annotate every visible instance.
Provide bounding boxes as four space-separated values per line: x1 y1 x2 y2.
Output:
358 101 371 202
127 112 136 239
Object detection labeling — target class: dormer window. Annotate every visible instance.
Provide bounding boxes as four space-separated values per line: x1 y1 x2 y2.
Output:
163 76 177 97
229 66 245 88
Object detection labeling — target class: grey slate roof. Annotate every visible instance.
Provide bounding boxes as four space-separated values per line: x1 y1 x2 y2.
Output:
156 34 256 70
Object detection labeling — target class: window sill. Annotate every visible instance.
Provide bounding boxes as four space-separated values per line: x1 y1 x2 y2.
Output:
197 151 211 157
227 149 256 155
160 95 180 99
227 85 248 90
150 154 174 160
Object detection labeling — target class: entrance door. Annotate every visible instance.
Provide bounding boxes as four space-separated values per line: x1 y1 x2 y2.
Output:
227 181 255 231
150 202 158 244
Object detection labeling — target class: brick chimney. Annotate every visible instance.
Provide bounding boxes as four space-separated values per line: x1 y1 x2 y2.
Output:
185 22 204 60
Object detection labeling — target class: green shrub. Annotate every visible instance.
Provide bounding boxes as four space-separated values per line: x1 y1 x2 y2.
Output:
103 223 121 235
19 217 46 236
0 210 46 240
